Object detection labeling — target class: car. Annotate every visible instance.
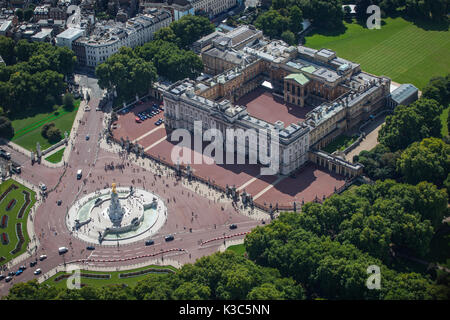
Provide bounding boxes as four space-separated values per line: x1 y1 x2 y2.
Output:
0 148 11 160
165 235 174 242
30 261 37 267
34 269 41 275
5 276 12 282
58 247 68 255
39 183 47 191
85 134 90 141
229 224 237 230
77 169 82 180
0 274 5 281
19 265 26 270
15 270 23 276
57 200 62 206
135 117 141 123
39 255 47 261
86 246 95 250
159 106 164 111
8 271 14 277
155 120 162 126
153 103 157 108
145 239 154 246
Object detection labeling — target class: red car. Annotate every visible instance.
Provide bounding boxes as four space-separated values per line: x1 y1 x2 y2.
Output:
135 117 141 123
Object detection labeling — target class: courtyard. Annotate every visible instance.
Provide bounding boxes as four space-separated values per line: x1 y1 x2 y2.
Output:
112 93 346 209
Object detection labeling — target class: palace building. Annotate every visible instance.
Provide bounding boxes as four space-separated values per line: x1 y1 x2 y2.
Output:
163 26 392 177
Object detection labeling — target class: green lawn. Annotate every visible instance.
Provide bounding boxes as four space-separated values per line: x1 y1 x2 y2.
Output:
45 148 65 164
304 17 450 90
227 244 246 256
11 101 80 152
322 135 358 154
44 264 177 289
440 106 449 137
0 179 36 265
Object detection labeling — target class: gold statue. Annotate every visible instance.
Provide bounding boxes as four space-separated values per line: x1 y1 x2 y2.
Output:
111 182 117 194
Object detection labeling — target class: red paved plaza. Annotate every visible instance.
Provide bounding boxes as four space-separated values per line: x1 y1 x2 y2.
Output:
236 87 314 125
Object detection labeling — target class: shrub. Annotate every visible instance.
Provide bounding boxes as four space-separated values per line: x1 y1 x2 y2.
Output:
47 126 62 143
41 122 55 139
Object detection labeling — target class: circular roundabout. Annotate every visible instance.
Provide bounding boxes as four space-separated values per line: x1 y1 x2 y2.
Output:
66 183 167 245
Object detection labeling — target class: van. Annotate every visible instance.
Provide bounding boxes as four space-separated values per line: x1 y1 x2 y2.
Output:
12 166 21 174
77 169 82 180
58 247 68 255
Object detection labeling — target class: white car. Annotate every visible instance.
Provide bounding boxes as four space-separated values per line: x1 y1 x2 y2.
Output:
34 269 41 275
39 254 47 261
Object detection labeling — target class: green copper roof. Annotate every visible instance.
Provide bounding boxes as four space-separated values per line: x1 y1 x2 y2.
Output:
301 66 316 74
285 73 310 86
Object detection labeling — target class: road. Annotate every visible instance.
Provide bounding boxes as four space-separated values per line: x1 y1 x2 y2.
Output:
0 75 263 295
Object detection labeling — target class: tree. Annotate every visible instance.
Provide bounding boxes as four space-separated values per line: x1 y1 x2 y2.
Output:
255 9 290 38
0 36 15 65
153 27 178 45
422 75 450 107
397 137 450 187
96 47 157 102
247 283 283 300
63 93 75 111
23 8 34 22
378 98 443 151
289 5 304 34
281 30 297 45
0 116 14 139
46 126 62 143
169 15 215 49
16 9 24 21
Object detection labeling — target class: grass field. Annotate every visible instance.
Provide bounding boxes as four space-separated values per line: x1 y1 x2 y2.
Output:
45 148 65 164
11 100 80 152
304 17 450 90
0 179 36 265
226 244 246 256
322 135 358 154
44 264 177 289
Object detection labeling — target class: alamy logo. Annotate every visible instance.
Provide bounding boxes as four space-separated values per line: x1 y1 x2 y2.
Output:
366 265 381 290
366 5 381 30
170 121 280 175
66 265 81 290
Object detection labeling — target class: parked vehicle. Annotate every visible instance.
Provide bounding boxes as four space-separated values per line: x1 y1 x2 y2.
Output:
165 235 174 242
0 274 5 281
58 247 68 255
30 261 37 267
34 269 41 275
77 169 82 180
39 183 47 191
145 239 154 246
15 270 23 276
229 224 237 230
135 117 141 123
0 148 11 160
39 255 47 261
5 276 12 282
86 246 95 250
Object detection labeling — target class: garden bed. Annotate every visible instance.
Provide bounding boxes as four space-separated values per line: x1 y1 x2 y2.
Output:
119 268 174 279
6 199 17 211
1 215 8 228
10 223 24 255
0 184 18 203
18 191 31 219
1 232 9 245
